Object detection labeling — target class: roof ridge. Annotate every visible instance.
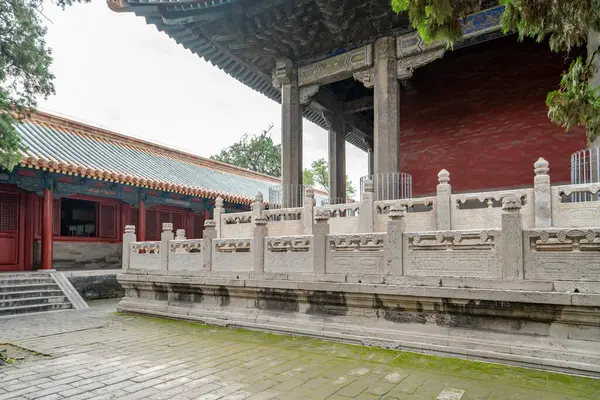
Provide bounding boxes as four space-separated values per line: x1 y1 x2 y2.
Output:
29 110 281 184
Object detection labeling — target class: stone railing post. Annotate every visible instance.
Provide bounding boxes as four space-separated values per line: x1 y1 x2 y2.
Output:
501 196 524 280
358 179 374 232
313 213 330 274
175 229 186 240
252 192 265 220
533 158 552 228
202 220 217 271
436 169 452 230
384 206 405 275
303 186 316 234
213 196 224 238
252 217 268 273
160 223 174 269
122 225 136 269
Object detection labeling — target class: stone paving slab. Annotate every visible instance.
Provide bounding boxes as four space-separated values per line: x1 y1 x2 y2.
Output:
0 300 598 399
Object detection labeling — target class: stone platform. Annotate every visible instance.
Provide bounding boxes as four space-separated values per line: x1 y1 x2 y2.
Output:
117 160 600 378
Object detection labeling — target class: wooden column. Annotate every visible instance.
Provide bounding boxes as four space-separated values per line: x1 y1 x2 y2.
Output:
138 200 146 242
41 188 53 270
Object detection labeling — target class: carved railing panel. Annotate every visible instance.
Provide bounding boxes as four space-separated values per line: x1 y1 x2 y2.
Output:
552 184 600 228
404 230 500 278
451 189 534 230
326 233 385 274
374 198 435 232
221 212 253 238
524 228 600 281
263 207 304 236
212 238 253 272
316 203 360 234
130 241 162 270
265 235 313 274
169 239 203 270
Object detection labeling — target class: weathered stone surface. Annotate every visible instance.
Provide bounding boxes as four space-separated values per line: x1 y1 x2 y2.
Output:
50 242 121 270
65 270 124 300
373 37 400 174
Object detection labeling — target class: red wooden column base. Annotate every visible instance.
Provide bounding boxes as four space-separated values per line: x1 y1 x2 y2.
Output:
138 200 146 242
41 188 53 270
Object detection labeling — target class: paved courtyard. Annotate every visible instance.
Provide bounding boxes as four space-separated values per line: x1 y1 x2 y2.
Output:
0 300 598 400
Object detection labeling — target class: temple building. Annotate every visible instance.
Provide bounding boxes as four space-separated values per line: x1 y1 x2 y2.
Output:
0 111 302 273
107 0 591 206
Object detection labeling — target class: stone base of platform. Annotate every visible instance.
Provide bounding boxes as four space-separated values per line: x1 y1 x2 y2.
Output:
63 269 124 301
117 273 600 377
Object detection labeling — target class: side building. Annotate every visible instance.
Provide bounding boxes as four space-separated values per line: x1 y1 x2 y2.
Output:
0 111 297 278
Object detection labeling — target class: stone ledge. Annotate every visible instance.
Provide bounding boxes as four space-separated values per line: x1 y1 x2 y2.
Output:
117 273 600 307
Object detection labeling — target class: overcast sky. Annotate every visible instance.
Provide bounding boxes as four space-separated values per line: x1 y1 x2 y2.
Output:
38 0 367 198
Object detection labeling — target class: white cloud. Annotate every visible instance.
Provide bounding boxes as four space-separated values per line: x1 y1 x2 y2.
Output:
39 0 368 199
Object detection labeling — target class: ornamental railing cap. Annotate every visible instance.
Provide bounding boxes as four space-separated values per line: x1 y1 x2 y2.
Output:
534 157 549 175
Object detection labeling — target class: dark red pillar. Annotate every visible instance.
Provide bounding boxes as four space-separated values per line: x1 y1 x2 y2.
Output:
41 188 53 270
138 200 146 242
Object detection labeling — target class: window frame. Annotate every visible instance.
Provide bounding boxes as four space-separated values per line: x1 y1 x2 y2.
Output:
52 195 121 243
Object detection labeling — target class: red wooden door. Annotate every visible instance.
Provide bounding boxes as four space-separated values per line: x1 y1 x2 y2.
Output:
0 188 25 271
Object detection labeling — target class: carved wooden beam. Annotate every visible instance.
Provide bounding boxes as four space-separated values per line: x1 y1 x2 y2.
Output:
396 48 445 80
312 91 373 141
343 96 373 114
298 45 373 87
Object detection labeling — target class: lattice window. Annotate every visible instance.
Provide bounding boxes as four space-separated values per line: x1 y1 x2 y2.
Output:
130 208 139 232
99 204 116 238
172 212 183 232
0 192 18 231
193 214 204 239
52 198 60 235
159 211 170 227
146 210 158 240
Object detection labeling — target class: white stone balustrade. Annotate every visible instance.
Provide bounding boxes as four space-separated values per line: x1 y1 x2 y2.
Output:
122 158 600 286
212 238 253 273
374 197 435 232
551 183 600 227
315 202 360 234
129 241 162 271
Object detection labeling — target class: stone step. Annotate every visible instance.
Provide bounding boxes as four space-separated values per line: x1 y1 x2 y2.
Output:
0 277 56 286
0 283 61 293
0 296 70 308
0 289 65 300
0 302 73 317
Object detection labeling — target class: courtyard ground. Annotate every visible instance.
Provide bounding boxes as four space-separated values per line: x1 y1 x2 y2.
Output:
0 300 598 400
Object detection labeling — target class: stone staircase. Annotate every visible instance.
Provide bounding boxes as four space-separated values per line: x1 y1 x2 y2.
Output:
0 272 81 317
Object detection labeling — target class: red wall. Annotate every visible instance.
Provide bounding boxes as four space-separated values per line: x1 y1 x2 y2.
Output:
400 37 587 195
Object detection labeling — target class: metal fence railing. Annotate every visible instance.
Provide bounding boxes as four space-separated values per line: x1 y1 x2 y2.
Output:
268 184 306 209
570 147 600 202
360 172 413 201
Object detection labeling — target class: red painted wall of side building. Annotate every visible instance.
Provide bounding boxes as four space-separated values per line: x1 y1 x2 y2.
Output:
400 36 587 196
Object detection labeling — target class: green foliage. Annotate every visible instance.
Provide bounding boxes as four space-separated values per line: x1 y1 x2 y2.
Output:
0 0 88 171
391 0 481 43
303 158 356 199
547 56 600 142
391 0 600 143
210 124 282 177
